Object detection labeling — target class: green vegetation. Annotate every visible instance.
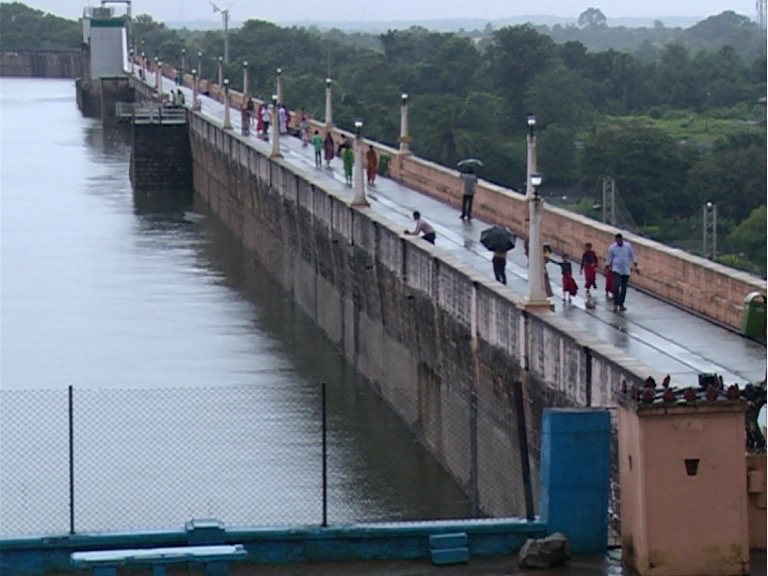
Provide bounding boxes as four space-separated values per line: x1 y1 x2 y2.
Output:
4 2 765 275
0 2 80 49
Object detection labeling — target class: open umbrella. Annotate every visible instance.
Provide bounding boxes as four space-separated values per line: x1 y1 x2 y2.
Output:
457 158 484 171
480 226 516 253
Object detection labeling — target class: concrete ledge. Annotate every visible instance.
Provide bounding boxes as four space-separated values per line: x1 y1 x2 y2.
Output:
0 519 546 575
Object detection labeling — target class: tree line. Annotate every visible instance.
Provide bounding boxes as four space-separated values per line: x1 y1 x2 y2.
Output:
3 2 764 274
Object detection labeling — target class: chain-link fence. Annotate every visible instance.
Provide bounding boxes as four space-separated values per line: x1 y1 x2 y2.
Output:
0 382 538 537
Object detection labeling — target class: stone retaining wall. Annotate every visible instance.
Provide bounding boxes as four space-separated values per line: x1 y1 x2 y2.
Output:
188 112 654 517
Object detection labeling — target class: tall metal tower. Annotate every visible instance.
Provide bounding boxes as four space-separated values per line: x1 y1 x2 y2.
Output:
210 2 232 64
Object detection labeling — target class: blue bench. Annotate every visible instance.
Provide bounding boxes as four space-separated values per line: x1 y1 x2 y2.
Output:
71 544 248 576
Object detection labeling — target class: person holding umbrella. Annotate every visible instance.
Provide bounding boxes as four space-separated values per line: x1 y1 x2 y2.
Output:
480 225 516 285
457 159 482 220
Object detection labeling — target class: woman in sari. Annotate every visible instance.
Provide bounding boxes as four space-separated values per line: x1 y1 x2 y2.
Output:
366 145 378 185
323 132 335 167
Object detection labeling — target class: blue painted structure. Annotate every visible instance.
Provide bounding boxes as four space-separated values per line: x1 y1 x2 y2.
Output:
1 410 612 574
538 408 612 554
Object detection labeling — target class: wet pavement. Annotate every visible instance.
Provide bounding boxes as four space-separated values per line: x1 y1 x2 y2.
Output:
149 71 766 389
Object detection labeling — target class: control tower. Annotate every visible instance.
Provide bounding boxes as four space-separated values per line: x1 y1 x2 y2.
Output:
75 3 132 121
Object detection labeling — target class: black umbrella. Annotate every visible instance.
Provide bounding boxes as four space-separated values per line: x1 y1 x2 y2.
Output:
480 226 516 253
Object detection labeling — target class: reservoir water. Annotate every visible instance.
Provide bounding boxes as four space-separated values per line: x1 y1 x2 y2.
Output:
0 78 472 536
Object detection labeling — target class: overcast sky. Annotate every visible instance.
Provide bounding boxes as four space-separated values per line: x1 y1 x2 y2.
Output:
6 0 759 25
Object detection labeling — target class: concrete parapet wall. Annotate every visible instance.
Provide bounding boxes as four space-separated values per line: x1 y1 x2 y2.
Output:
0 49 82 78
188 112 655 517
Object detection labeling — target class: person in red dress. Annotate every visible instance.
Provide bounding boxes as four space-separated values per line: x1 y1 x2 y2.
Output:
550 253 578 303
580 242 598 296
604 264 614 299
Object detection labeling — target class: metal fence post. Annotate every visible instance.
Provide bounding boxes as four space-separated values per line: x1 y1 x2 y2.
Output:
511 381 535 520
321 381 328 528
68 384 75 534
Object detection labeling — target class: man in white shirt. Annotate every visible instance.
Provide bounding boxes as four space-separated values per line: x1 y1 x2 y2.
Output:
605 233 640 312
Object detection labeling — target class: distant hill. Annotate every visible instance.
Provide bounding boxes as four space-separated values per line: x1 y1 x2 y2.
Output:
166 15 705 32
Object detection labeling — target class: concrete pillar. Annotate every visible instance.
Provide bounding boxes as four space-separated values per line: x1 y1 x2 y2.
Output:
157 60 163 98
197 52 202 80
525 114 537 199
324 78 333 128
154 57 160 91
129 49 135 76
352 120 367 206
222 79 232 130
270 95 282 159
242 61 249 98
525 183 550 307
141 51 146 77
181 48 186 79
539 408 611 554
618 385 750 575
399 92 410 154
276 68 283 105
217 56 223 90
192 70 200 111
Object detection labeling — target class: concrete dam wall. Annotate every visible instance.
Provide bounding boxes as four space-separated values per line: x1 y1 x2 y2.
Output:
188 113 650 516
0 49 81 78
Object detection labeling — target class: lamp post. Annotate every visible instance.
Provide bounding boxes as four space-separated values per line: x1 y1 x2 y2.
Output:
222 79 232 130
197 52 202 79
703 201 718 259
525 172 549 307
154 57 160 90
141 51 146 77
324 78 333 128
217 56 224 88
180 48 186 85
129 48 135 76
192 70 200 111
525 114 537 199
399 92 410 154
243 61 249 99
352 120 368 206
276 68 283 105
270 94 282 159
157 59 163 97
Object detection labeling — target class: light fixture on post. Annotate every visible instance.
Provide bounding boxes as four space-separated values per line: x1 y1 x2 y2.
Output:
242 61 249 99
276 68 283 105
222 78 232 130
352 119 367 206
526 113 537 199
399 92 410 154
525 170 550 308
197 51 202 79
270 94 282 159
324 78 333 128
217 56 223 88
157 60 163 97
141 51 146 76
703 201 718 259
192 70 200 111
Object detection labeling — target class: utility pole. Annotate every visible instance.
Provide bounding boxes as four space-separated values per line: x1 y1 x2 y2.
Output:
210 2 231 64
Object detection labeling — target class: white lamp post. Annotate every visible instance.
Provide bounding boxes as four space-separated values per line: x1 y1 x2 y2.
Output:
399 92 410 154
525 172 550 307
223 79 232 130
324 78 333 128
276 68 284 105
270 94 282 159
157 60 163 97
352 120 368 206
129 48 135 76
525 114 537 199
197 52 202 79
141 51 146 77
217 56 223 89
243 61 249 98
154 57 160 91
192 70 200 111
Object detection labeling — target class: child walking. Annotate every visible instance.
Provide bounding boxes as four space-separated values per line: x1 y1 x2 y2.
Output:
550 253 578 302
580 242 598 296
